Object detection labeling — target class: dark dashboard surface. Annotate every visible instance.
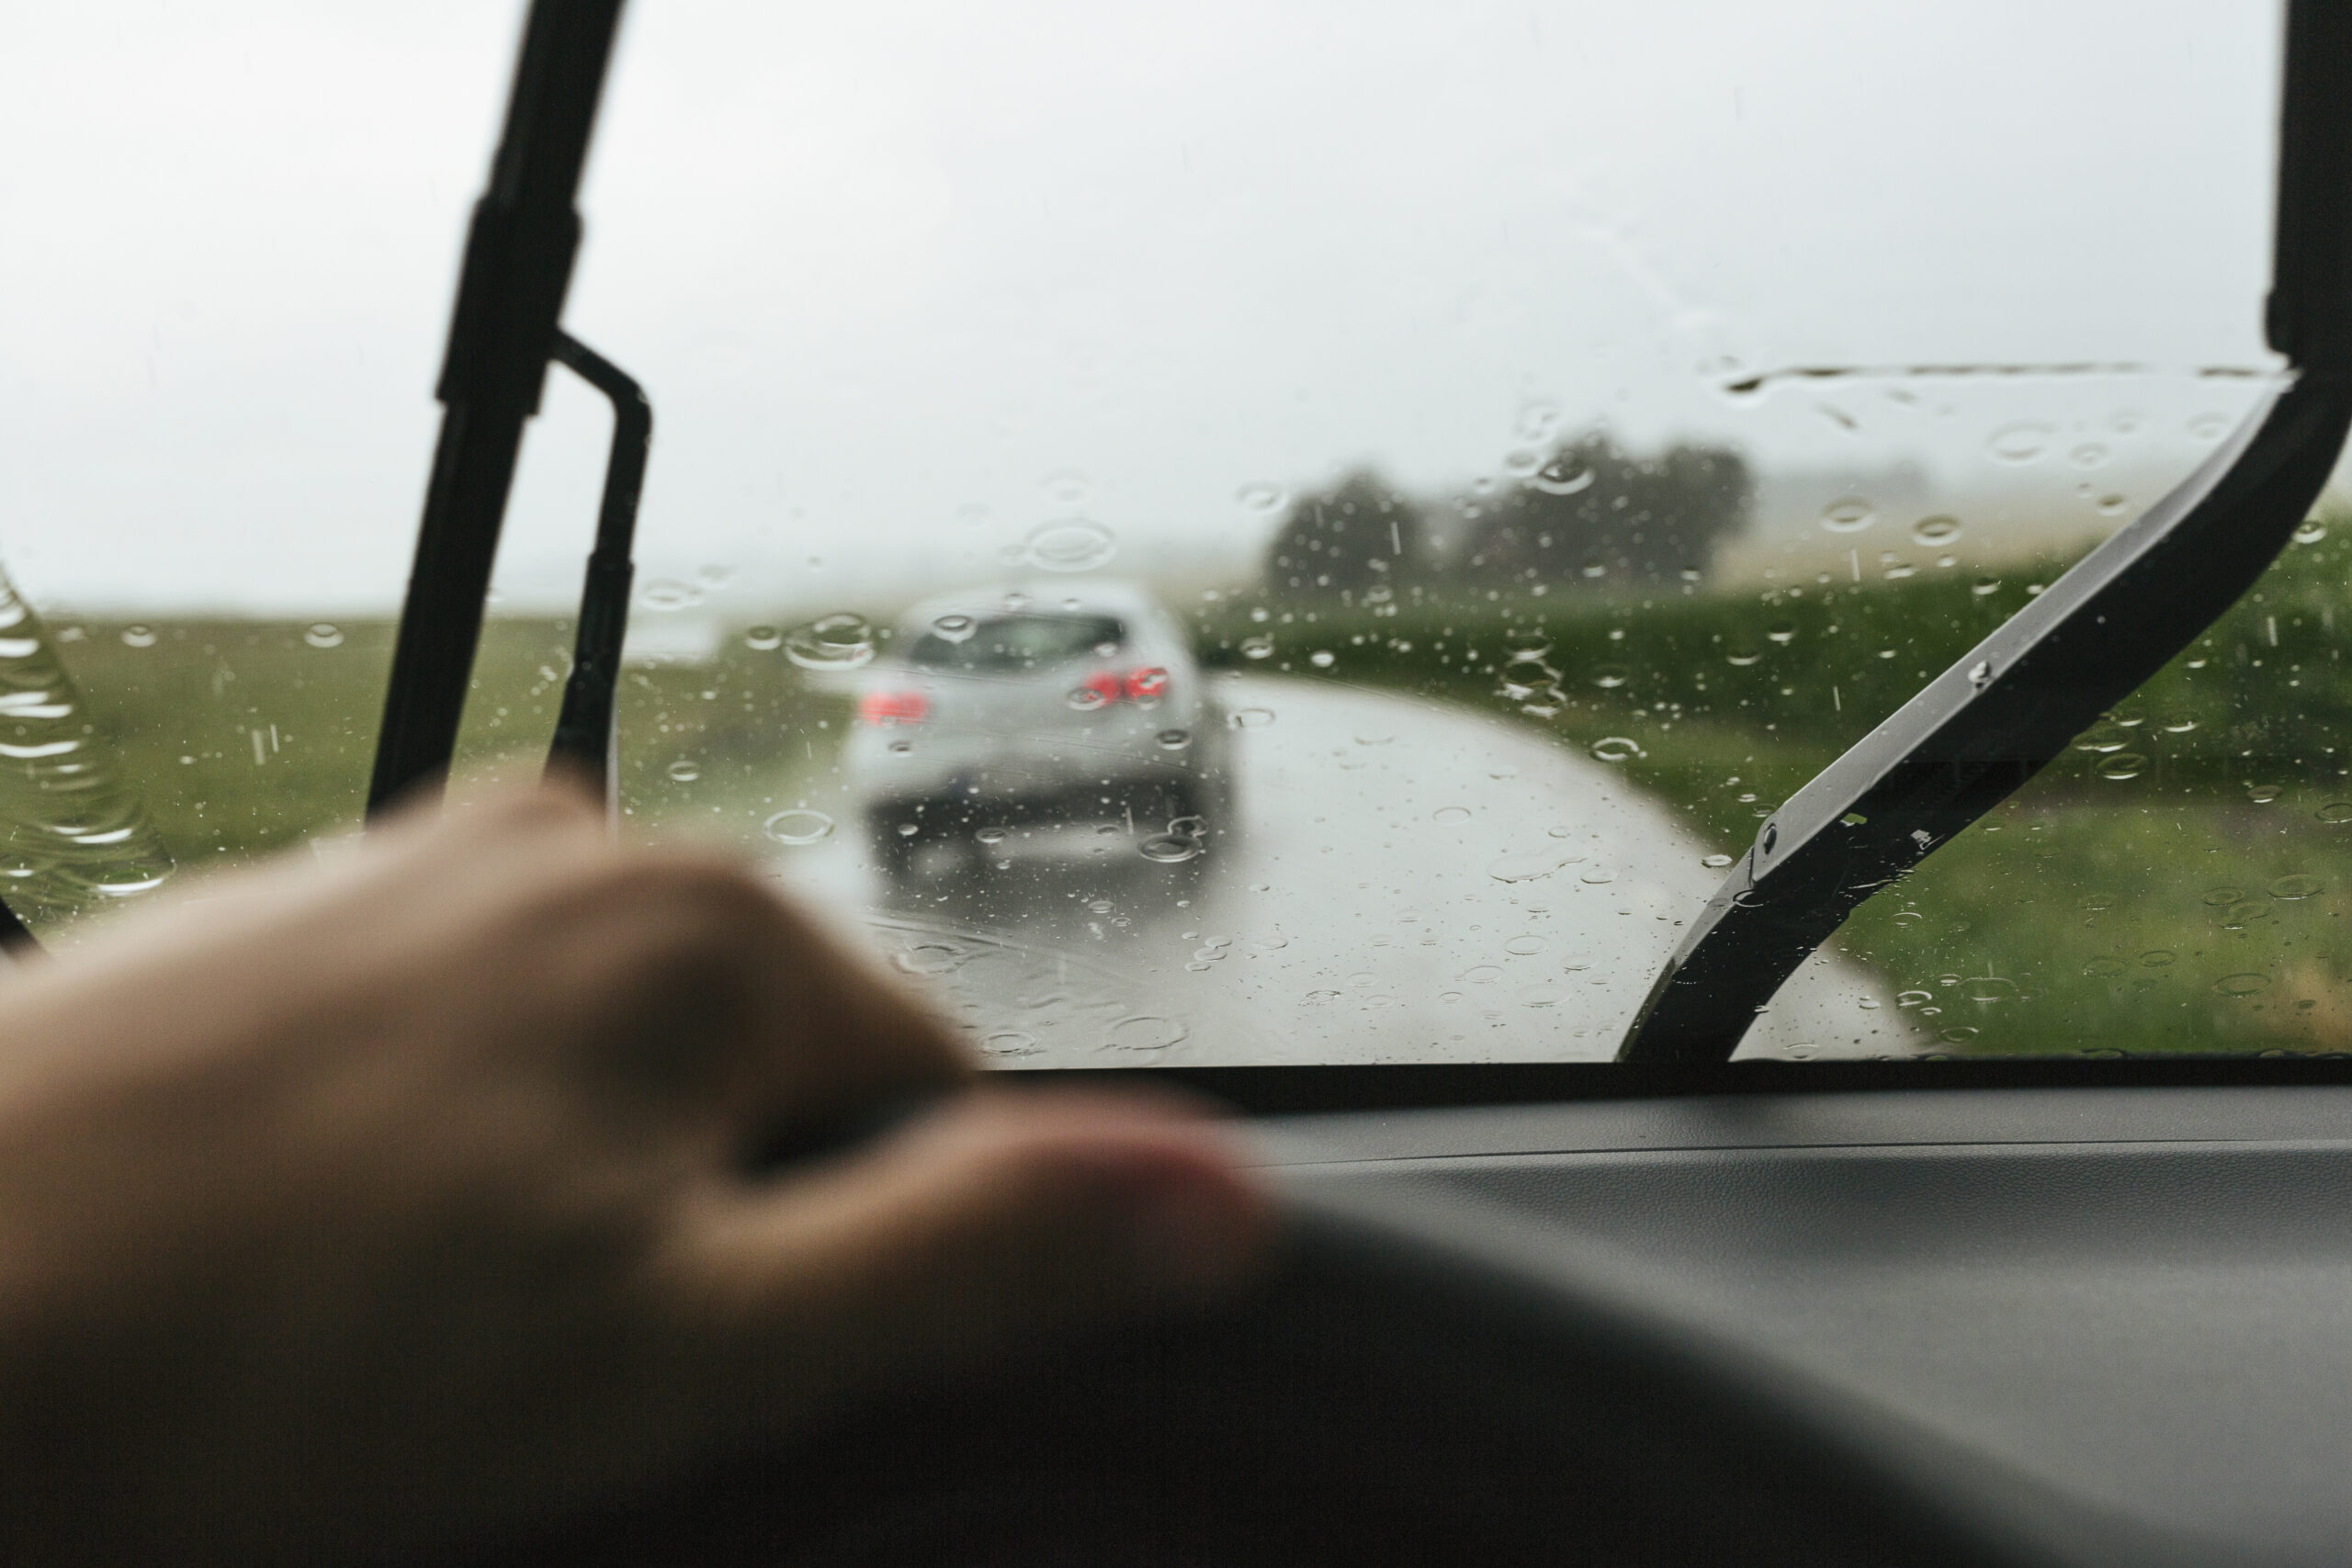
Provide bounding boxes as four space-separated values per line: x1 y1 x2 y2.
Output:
1253 1086 2352 1567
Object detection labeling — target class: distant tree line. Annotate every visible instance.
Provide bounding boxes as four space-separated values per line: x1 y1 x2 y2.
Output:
1260 433 1751 605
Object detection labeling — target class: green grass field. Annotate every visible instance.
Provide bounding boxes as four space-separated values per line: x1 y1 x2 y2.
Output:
21 514 2352 1055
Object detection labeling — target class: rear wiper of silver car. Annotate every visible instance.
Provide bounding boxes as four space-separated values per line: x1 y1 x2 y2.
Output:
368 0 643 818
1620 0 2352 1064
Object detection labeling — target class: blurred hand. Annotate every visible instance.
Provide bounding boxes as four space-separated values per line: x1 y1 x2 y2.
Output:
0 784 1272 1563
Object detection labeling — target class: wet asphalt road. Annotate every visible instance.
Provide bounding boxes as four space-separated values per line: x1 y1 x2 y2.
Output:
769 674 1916 1066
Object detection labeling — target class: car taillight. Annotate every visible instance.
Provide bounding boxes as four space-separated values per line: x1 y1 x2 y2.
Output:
1125 667 1170 702
1069 668 1170 710
857 690 929 725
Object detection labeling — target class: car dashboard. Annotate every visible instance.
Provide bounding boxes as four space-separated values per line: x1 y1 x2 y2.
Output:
1251 1083 2352 1567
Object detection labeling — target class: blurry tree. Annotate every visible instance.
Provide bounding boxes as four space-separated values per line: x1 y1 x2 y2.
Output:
1261 467 1427 604
1461 433 1751 589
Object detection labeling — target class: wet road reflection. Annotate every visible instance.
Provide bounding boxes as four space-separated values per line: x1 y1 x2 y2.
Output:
771 674 1916 1065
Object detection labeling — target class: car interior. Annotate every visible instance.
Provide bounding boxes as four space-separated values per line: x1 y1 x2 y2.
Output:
12 0 2352 1562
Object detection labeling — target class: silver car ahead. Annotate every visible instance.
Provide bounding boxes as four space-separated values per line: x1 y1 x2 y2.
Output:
846 583 1226 884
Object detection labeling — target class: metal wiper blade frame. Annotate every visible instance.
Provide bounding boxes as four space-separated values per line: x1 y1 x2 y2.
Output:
544 331 650 807
368 0 628 818
1620 0 2352 1065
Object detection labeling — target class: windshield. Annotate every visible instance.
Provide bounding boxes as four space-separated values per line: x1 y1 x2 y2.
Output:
6 0 2317 1065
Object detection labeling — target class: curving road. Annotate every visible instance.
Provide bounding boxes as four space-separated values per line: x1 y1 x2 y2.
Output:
767 673 1918 1066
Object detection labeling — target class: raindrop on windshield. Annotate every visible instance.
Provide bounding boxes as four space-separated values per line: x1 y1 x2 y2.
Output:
1433 806 1472 824
1702 853 1734 868
1228 706 1274 728
1308 650 1335 669
1766 622 1796 645
1724 648 1761 667
1821 497 1875 534
1526 455 1595 495
930 613 978 643
120 626 156 649
2294 520 2329 545
1589 664 1631 689
2097 753 2146 781
1139 834 1201 863
1910 515 1962 547
1236 482 1287 513
980 1032 1042 1058
1105 1015 1188 1051
1157 728 1192 750
639 580 702 611
1503 934 1545 955
665 760 699 784
1024 518 1117 572
303 624 345 649
744 626 783 651
783 615 876 670
1486 852 1566 884
1240 636 1274 660
2188 412 2231 441
2214 973 2271 996
2269 874 2324 900
2070 443 2109 468
763 809 835 845
1985 422 2053 463
2320 802 2352 824
1589 737 1643 762
2247 784 2283 805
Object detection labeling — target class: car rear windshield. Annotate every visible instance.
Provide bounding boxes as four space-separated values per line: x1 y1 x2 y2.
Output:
905 615 1125 673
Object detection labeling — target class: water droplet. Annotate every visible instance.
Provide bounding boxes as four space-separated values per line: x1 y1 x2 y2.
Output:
2247 784 2282 804
1460 964 1502 984
2202 886 2246 906
1066 683 1110 712
639 580 702 611
783 614 876 670
1971 577 2000 598
1910 515 1962 547
1304 989 1342 1004
1985 421 2053 463
1896 989 1933 1007
2160 717 2198 734
2097 753 2146 781
744 625 783 651
1589 663 1632 689
2097 494 2130 515
1157 728 1192 750
1105 1015 1187 1051
303 623 344 649
2294 520 2329 545
2225 900 2272 926
1961 976 2016 1003
975 827 1010 846
1139 834 1201 863
930 613 978 644
1503 934 1545 955
1308 650 1335 669
1486 852 1568 884
1589 736 1643 763
2080 892 2117 911
980 1031 1042 1058
1228 706 1275 729
1526 454 1595 495
2083 958 2127 977
1765 622 1797 646
1939 1026 1980 1043
1040 469 1091 505
1024 518 1116 572
2140 949 2177 967
1433 806 1472 824
1236 482 1287 513
1821 497 1875 534
2070 443 2109 468
2188 412 2230 441
1578 866 1615 885
1504 628 1553 656
665 760 700 784
1240 635 1275 660
764 809 834 845
1702 852 1734 868
120 626 156 649
1724 648 1761 667
2269 874 2324 899
2214 972 2271 996
2319 802 2352 824
1354 731 1395 747
895 943 964 976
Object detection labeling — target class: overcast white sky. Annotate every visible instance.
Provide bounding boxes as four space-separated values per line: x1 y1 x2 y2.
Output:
0 1 2286 615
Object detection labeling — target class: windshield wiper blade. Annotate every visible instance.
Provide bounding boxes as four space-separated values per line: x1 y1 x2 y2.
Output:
1620 0 2352 1065
368 0 628 818
544 331 650 806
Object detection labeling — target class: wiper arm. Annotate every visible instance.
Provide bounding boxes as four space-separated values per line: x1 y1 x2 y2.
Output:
368 0 629 818
1620 0 2352 1064
544 331 650 807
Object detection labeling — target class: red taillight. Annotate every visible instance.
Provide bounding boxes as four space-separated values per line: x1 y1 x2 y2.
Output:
1079 672 1125 707
1125 667 1170 702
858 690 929 725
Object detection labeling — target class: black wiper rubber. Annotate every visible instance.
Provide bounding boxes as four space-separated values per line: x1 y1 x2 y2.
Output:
1620 0 2352 1065
544 331 650 807
368 0 628 818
